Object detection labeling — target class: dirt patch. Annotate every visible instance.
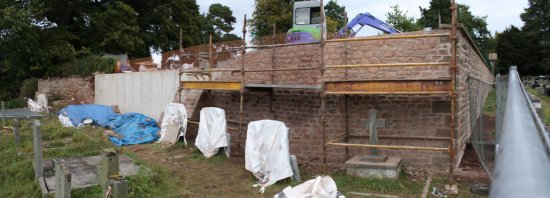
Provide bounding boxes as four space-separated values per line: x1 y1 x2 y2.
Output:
124 144 291 197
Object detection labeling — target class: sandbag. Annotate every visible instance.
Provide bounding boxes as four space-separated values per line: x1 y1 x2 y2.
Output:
195 107 228 158
245 120 293 193
274 176 341 198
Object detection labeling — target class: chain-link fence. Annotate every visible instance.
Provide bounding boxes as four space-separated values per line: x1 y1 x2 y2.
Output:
468 76 495 178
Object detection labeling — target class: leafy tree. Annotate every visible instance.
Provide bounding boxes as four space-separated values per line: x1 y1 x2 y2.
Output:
496 26 531 74
417 0 490 51
386 5 421 32
249 0 293 37
520 0 550 74
207 3 237 35
325 0 346 31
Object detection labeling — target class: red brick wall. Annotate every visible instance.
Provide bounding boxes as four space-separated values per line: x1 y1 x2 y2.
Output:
186 28 493 170
37 77 95 107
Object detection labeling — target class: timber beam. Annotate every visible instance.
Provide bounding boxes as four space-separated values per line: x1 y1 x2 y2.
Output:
180 81 241 91
325 79 451 95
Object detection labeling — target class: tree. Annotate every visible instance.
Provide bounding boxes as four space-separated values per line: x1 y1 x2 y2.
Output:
520 0 550 74
417 0 491 51
249 0 293 37
496 26 532 74
207 3 237 35
325 0 346 31
386 5 421 32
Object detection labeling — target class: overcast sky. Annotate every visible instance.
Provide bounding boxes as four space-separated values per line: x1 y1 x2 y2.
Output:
196 0 528 37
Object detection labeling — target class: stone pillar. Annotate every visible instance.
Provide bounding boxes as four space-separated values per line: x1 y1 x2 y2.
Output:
108 179 129 198
97 149 120 194
368 109 378 156
54 159 71 198
33 119 44 178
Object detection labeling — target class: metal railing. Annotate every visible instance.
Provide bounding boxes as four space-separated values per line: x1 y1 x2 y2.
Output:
490 66 550 197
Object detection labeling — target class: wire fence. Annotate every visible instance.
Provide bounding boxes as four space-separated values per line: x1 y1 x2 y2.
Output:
154 31 352 70
467 76 494 178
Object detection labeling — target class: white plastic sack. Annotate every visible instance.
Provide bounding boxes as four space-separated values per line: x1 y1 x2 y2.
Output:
158 103 188 144
36 94 48 111
27 98 46 112
195 107 228 158
275 176 341 198
245 120 293 193
58 114 75 127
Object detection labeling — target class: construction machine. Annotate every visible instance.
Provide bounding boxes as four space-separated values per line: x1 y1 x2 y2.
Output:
286 1 400 43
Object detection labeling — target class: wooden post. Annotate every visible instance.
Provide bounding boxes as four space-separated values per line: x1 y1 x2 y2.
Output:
209 34 213 79
239 15 247 132
449 0 458 184
368 110 379 156
320 0 327 164
13 118 20 146
54 159 71 198
33 119 44 178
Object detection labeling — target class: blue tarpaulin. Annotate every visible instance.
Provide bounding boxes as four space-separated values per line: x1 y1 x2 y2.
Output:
107 113 159 146
58 105 159 146
59 104 117 127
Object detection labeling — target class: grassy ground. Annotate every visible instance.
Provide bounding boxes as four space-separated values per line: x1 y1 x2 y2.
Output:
0 115 178 197
483 88 496 115
527 88 550 125
1 114 481 197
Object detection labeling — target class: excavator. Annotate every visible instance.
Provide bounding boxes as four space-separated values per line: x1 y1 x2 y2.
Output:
286 0 400 43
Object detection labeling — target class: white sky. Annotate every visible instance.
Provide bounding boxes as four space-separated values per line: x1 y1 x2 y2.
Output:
153 0 528 64
196 0 528 37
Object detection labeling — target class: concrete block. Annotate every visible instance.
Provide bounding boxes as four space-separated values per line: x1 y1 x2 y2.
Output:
109 179 129 198
345 155 403 180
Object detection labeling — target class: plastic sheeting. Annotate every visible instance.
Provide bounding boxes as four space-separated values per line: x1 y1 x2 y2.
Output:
274 176 341 198
158 103 187 144
58 104 117 127
107 113 160 146
195 107 228 158
245 120 293 193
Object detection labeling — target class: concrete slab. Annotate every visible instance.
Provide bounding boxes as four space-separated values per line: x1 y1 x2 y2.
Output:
44 155 143 192
345 155 403 180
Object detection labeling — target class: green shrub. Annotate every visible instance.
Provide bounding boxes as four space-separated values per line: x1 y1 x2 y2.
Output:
19 78 38 99
62 55 116 77
3 98 26 109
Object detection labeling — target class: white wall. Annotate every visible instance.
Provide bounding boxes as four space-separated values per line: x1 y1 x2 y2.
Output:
95 70 179 120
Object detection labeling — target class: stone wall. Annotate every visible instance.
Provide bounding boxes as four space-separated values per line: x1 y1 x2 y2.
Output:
37 77 95 107
184 28 492 170
454 26 495 166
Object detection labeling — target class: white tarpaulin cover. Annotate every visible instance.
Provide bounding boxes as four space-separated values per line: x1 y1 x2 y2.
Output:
275 176 341 198
245 120 293 193
195 107 228 158
158 103 187 144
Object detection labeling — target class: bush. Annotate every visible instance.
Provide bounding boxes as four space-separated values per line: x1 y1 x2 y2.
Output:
62 55 116 77
19 78 38 99
3 98 26 109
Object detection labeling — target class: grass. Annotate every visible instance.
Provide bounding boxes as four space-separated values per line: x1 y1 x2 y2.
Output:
1 114 481 197
0 115 179 197
527 88 550 125
483 88 496 115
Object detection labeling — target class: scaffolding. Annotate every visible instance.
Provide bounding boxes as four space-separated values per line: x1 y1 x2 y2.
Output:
176 0 461 180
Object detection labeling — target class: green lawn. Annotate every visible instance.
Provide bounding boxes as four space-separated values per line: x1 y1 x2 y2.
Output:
0 115 178 197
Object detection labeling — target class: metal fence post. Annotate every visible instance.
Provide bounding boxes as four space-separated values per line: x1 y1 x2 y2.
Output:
2 101 5 127
33 119 44 178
